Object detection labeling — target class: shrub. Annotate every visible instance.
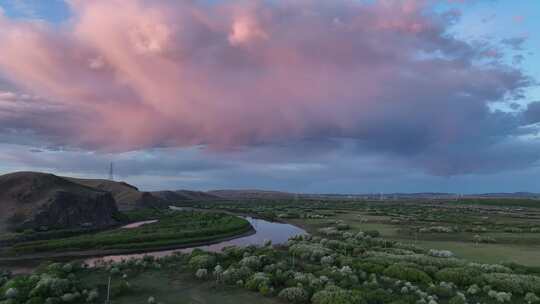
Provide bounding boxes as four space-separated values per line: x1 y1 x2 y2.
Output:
239 256 262 270
427 282 455 299
86 289 99 303
363 288 393 304
60 292 80 302
195 268 208 280
428 249 454 258
383 265 432 285
364 230 381 238
467 284 480 295
311 285 365 304
289 243 331 261
480 273 540 294
321 256 335 267
278 287 309 304
245 273 271 291
525 292 540 304
448 295 466 304
488 290 512 303
5 288 18 299
336 223 350 231
435 267 481 286
188 254 216 270
221 266 253 285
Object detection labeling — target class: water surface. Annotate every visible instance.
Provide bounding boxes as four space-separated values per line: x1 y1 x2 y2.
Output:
86 217 306 265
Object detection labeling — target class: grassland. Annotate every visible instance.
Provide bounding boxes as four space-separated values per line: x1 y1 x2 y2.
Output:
81 266 280 304
2 198 540 304
1 210 252 257
188 198 540 266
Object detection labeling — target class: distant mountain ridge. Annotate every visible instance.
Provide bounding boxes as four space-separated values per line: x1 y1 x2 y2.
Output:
208 189 295 200
152 190 220 202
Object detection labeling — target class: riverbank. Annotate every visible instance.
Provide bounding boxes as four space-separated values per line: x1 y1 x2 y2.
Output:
0 210 252 262
0 225 255 265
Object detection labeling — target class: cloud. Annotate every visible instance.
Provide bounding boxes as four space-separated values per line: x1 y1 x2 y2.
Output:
0 0 537 176
501 36 527 51
524 101 540 125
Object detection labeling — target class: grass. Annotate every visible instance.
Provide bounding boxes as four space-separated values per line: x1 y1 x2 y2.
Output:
82 269 280 304
291 209 540 266
411 240 540 266
4 210 252 256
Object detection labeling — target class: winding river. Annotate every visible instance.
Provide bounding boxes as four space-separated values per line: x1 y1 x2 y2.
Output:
85 216 307 265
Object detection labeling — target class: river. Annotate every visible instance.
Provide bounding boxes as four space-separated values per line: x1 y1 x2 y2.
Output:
85 216 307 265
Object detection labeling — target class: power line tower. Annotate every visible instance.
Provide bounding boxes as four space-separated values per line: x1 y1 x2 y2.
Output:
108 162 114 181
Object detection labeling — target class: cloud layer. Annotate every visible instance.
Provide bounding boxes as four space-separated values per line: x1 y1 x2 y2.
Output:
0 0 538 176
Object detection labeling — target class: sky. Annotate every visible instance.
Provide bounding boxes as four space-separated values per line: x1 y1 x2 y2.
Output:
0 0 539 193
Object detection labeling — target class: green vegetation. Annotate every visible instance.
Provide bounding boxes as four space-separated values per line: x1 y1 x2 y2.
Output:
4 217 540 304
1 197 540 303
3 210 252 256
184 198 540 266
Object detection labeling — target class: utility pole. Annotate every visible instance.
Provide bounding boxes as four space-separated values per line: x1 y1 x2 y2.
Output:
106 275 111 304
108 162 114 181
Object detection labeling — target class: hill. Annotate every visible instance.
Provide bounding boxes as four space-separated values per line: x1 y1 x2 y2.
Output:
0 172 119 233
66 178 168 211
151 190 220 203
208 189 296 200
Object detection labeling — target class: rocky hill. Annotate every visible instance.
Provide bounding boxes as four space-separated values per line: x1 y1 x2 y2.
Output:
0 172 120 233
66 178 168 211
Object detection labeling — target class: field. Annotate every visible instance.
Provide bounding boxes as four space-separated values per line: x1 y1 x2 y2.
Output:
2 198 540 304
0 209 252 257
187 198 540 266
80 263 280 304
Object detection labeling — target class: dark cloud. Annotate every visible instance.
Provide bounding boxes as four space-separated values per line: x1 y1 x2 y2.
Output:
524 101 540 125
501 37 527 51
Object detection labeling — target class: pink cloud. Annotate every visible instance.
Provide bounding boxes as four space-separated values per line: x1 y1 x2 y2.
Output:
513 15 525 23
0 0 531 157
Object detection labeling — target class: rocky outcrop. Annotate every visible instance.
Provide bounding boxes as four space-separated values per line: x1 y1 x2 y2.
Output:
0 172 120 232
22 190 119 231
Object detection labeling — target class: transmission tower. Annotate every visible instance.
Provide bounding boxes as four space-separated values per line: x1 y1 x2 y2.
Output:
108 162 114 181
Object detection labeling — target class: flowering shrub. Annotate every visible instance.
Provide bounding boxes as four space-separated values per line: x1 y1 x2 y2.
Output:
0 270 10 287
525 292 540 304
289 243 331 261
467 284 480 295
311 285 365 304
383 265 432 285
364 230 381 238
480 273 540 294
428 249 454 258
468 263 513 273
435 267 481 286
317 227 341 237
488 290 512 303
473 235 497 243
239 256 262 270
336 223 350 231
188 254 216 270
221 266 253 285
195 268 208 280
245 272 271 291
419 226 455 233
278 287 309 304
427 282 455 298
321 256 335 267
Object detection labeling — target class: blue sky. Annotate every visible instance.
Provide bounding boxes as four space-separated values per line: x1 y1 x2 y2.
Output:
0 0 539 193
